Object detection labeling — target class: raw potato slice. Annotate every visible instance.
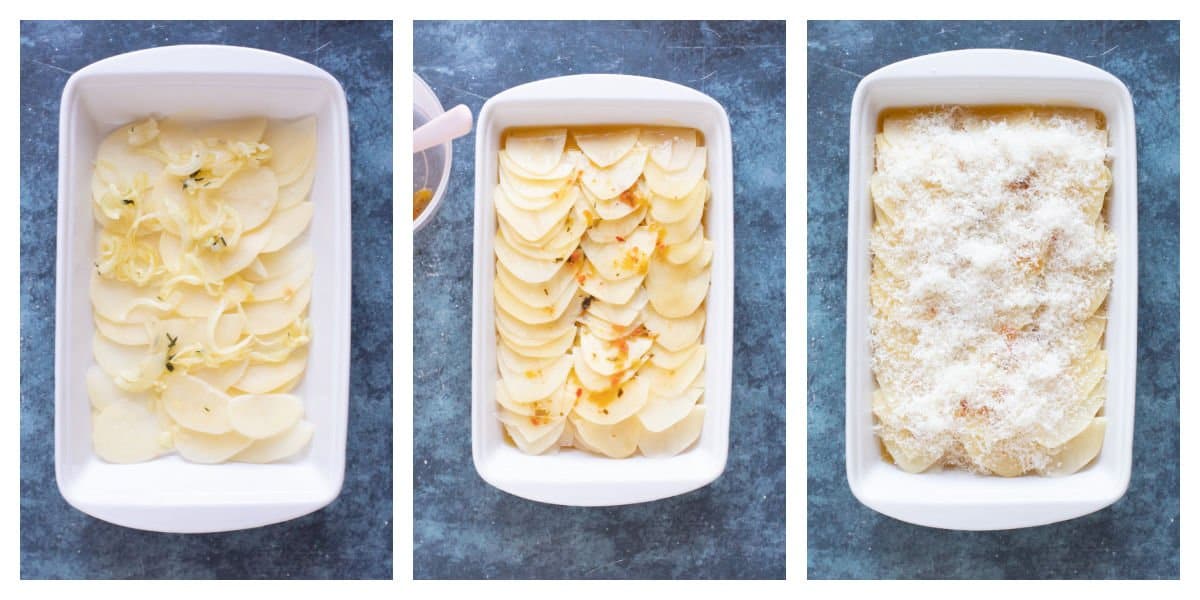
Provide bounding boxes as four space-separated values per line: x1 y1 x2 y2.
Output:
174 428 253 464
174 282 250 318
649 178 707 224
577 260 644 305
640 127 697 171
494 184 578 245
242 281 312 336
92 334 156 382
663 222 704 264
572 348 639 392
197 224 272 281
499 148 580 181
495 274 576 325
574 376 650 425
645 240 712 318
505 128 568 175
497 216 580 262
580 226 657 281
643 303 706 351
94 314 154 346
495 295 581 347
262 201 313 253
586 286 648 327
157 117 267 158
499 167 574 202
654 186 706 245
277 155 316 210
588 180 646 221
498 407 567 443
495 233 574 284
498 352 573 403
93 399 168 463
574 127 640 167
192 359 250 392
234 347 309 394
246 241 312 282
586 204 647 244
578 329 654 376
882 432 942 473
162 373 234 434
649 342 702 371
638 405 706 457
505 418 567 455
263 116 317 186
229 393 304 439
644 146 706 198
1043 417 1107 476
579 312 644 341
638 346 706 398
501 325 577 359
90 272 174 323
251 256 314 302
496 259 579 309
1036 378 1105 448
87 365 151 411
234 420 315 463
218 166 278 231
580 146 648 199
637 387 703 432
569 413 642 458
496 378 574 418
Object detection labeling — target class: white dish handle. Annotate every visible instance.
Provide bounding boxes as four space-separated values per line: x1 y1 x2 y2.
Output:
73 44 333 80
490 73 715 104
866 48 1121 82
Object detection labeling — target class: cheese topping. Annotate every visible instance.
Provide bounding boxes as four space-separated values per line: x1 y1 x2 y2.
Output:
870 106 1114 476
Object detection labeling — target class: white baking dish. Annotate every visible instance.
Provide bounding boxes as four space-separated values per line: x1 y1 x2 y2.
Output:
55 45 352 533
845 50 1138 530
471 75 734 506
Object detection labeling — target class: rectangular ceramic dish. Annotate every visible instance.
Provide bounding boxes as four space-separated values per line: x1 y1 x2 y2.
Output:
845 49 1138 530
472 74 734 506
55 45 352 533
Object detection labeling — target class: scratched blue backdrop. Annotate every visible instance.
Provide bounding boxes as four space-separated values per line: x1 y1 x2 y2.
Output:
20 20 393 579
807 20 1179 579
414 20 786 579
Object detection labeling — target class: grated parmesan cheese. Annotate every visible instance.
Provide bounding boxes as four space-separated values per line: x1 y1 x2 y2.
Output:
869 106 1115 476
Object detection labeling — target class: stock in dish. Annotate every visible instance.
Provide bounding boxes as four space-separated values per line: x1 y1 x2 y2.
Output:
870 106 1115 477
88 115 317 464
494 126 711 458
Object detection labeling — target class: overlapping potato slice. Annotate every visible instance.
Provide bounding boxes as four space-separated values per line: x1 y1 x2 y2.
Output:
586 203 648 244
495 223 579 283
644 146 706 198
649 178 707 224
573 127 640 167
637 387 703 433
496 259 579 309
495 272 577 325
580 226 656 281
496 294 581 347
262 116 317 186
577 329 654 377
1042 417 1106 476
505 418 568 455
569 413 642 458
580 147 648 199
574 376 650 425
577 259 644 305
638 405 706 457
498 351 574 403
579 312 644 342
93 399 169 463
642 303 706 352
504 128 568 174
88 116 316 464
585 287 648 327
234 420 315 463
638 345 706 398
640 127 697 171
229 393 304 439
587 180 646 221
645 240 712 318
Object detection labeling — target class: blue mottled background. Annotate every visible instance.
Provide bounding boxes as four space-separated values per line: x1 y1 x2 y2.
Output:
414 21 785 579
20 21 393 579
807 21 1179 579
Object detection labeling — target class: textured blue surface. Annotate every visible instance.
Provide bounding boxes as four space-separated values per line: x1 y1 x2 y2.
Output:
807 21 1179 579
20 21 393 579
414 21 786 579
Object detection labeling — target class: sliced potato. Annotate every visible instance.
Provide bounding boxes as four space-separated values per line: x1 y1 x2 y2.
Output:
174 428 253 464
573 127 640 167
574 376 650 425
234 420 315 463
262 116 317 186
504 128 567 175
580 226 657 281
229 393 304 439
644 146 706 198
93 399 168 464
234 347 309 394
637 387 703 432
262 201 313 253
162 373 234 434
569 413 642 458
640 127 697 170
642 303 706 351
638 405 706 457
